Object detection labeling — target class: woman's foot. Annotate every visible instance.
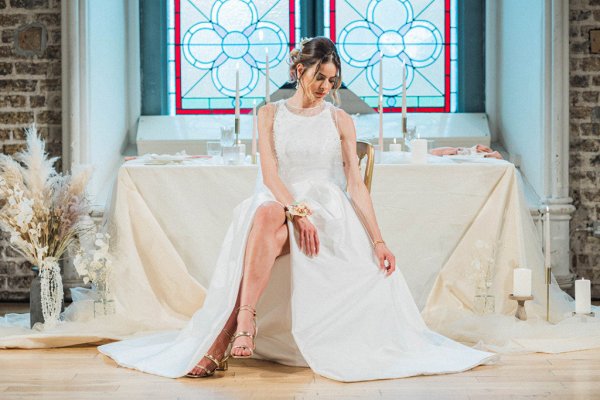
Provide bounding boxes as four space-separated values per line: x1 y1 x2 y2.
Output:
230 305 257 358
186 328 232 377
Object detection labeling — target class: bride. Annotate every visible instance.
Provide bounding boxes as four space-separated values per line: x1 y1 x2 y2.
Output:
98 37 496 382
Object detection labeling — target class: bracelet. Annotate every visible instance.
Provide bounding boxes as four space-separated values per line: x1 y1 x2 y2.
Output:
372 239 385 248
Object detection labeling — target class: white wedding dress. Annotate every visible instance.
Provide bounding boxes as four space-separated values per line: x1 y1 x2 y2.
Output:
98 100 496 382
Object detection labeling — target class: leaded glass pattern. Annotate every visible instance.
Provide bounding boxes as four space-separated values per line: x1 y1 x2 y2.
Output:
325 0 454 112
172 0 296 114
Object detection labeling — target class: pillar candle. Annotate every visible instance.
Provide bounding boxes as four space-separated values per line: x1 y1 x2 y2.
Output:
389 138 402 152
378 52 383 151
410 138 428 164
265 48 270 103
513 268 532 297
251 100 257 159
575 278 591 314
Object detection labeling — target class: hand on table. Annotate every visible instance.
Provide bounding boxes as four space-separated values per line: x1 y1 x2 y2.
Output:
293 216 320 256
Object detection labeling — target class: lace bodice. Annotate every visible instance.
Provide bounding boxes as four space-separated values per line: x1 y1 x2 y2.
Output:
272 100 346 188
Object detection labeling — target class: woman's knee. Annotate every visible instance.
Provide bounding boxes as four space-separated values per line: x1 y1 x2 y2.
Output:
253 203 285 230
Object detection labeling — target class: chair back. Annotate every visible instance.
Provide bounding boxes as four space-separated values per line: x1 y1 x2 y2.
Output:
356 140 375 192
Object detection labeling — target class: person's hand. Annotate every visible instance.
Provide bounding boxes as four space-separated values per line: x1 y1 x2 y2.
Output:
483 150 503 160
293 216 320 256
374 243 396 277
474 144 493 153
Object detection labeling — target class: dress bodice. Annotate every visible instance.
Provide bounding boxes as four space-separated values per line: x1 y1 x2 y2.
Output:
272 100 346 188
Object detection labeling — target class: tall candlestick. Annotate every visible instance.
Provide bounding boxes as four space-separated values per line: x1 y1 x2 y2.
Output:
401 60 407 135
513 268 532 297
575 278 591 314
544 206 551 269
265 48 270 103
235 63 240 137
378 51 383 151
251 100 257 163
545 205 551 321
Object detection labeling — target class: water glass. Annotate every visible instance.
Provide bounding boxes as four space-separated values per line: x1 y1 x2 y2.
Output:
220 126 235 147
222 145 240 164
206 141 222 156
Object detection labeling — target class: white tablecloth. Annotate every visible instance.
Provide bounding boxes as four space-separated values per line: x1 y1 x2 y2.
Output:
2 156 599 352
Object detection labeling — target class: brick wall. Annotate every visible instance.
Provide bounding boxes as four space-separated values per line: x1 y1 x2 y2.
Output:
569 0 600 298
0 0 61 301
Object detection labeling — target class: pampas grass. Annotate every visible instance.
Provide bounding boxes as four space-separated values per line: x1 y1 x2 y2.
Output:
0 126 93 266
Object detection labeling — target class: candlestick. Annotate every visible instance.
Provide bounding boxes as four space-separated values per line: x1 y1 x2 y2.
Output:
401 60 407 136
545 206 551 268
575 278 591 314
513 268 532 297
378 51 383 151
251 100 257 163
265 48 270 103
509 294 534 321
410 138 428 164
544 206 551 321
234 63 240 138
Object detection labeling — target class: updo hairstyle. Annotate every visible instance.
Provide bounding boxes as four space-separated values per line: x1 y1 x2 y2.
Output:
289 36 342 103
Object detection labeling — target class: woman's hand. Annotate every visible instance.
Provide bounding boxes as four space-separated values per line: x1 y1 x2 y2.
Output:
293 216 320 257
375 243 396 276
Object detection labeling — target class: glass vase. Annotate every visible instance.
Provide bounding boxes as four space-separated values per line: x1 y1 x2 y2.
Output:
93 281 115 317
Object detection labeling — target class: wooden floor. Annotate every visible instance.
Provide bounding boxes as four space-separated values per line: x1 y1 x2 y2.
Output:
2 304 600 399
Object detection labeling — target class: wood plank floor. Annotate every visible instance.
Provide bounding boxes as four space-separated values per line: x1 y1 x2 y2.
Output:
2 304 600 399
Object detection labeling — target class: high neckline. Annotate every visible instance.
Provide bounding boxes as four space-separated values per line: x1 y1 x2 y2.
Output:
284 99 326 110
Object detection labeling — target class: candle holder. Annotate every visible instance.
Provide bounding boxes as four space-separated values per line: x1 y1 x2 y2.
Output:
571 311 596 317
509 294 533 321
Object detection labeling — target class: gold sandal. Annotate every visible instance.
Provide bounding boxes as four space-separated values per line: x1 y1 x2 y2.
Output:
186 328 232 378
230 305 257 359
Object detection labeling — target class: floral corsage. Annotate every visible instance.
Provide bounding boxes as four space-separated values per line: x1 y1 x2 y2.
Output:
285 201 312 221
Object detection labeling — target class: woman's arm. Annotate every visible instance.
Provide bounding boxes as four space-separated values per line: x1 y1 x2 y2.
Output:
336 109 396 276
257 104 320 256
257 104 295 206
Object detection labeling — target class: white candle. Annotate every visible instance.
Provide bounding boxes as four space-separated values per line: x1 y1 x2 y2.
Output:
513 268 532 297
410 138 428 164
545 206 551 269
251 100 257 159
389 138 402 152
235 63 240 117
265 48 270 103
378 51 383 151
575 278 591 314
401 60 407 127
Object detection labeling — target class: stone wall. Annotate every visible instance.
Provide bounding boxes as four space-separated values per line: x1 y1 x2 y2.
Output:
569 0 600 298
0 0 61 301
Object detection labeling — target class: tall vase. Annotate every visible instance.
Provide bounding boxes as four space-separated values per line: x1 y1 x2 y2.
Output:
29 266 42 328
29 259 65 328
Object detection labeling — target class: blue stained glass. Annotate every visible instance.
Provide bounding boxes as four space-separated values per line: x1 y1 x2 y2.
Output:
326 0 454 112
173 0 296 114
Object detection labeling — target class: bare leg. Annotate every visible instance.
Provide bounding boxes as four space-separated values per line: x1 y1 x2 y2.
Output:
231 202 288 357
188 202 288 375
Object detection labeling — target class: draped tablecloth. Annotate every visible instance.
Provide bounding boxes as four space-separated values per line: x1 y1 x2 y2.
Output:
2 157 599 352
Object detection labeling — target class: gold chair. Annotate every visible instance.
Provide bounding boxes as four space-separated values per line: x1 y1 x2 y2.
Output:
356 140 375 192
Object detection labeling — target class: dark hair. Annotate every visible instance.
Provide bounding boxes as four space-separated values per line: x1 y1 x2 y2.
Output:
289 37 342 103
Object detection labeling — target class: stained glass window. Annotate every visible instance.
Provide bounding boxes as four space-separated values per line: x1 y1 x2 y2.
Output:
325 0 457 112
168 0 298 115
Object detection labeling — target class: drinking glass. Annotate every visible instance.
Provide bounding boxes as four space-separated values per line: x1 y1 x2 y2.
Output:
206 141 222 156
220 126 235 147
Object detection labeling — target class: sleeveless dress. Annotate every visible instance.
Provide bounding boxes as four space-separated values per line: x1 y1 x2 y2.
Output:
98 100 496 382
